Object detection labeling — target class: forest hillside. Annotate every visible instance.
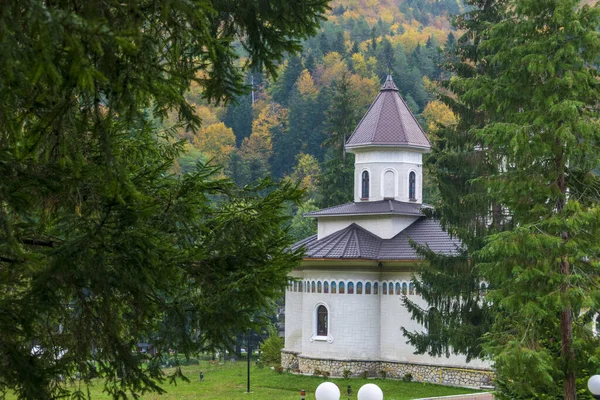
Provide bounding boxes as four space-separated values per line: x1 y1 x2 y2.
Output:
170 0 462 239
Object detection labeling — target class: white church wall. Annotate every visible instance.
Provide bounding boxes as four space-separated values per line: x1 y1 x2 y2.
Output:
353 149 423 203
317 215 419 240
299 271 381 360
284 269 490 371
284 280 303 353
379 271 490 369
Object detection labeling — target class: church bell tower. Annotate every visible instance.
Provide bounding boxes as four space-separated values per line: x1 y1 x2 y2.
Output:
345 75 430 204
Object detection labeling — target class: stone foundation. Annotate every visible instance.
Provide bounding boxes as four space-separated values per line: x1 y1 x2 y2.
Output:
281 351 493 388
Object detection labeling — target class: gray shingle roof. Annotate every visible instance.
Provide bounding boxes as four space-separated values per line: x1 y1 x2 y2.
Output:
292 218 461 260
345 75 430 151
305 200 428 217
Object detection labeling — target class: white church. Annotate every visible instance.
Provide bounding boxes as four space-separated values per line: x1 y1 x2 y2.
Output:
281 76 492 388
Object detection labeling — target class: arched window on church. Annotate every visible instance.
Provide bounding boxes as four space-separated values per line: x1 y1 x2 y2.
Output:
347 282 354 294
365 282 371 294
402 282 408 295
395 282 401 295
299 281 303 292
382 282 388 295
356 282 363 294
374 282 379 295
317 305 328 337
294 281 298 292
389 283 394 295
361 171 370 199
409 171 416 201
331 281 337 294
317 281 322 293
324 281 329 294
311 281 316 293
339 281 345 294
409 282 415 295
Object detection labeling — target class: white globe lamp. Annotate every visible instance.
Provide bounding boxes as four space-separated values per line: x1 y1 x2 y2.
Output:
315 382 340 400
357 383 384 400
588 375 600 399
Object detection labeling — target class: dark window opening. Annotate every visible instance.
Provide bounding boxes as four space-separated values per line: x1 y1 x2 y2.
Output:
361 171 370 199
409 171 416 200
317 305 328 336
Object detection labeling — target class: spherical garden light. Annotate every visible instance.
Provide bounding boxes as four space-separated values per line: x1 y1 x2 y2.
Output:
588 375 600 399
357 383 384 400
315 382 341 400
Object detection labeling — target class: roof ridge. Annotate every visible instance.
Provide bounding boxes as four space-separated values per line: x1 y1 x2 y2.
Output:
371 93 387 144
353 228 361 255
389 216 425 239
322 227 353 258
395 91 430 147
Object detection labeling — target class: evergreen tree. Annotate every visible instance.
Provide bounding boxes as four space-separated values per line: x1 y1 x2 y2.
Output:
0 0 327 397
405 1 600 399
402 0 507 366
223 92 253 147
467 1 600 397
317 74 359 208
271 55 304 105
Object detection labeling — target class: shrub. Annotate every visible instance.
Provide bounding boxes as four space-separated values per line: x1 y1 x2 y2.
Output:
274 365 284 374
343 369 351 379
361 370 369 379
260 327 284 366
402 373 413 382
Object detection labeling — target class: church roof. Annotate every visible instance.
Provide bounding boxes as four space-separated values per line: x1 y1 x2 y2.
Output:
292 218 462 260
305 200 428 217
345 75 430 151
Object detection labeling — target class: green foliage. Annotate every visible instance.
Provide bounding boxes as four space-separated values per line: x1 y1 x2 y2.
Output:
289 200 319 242
0 0 327 398
402 0 504 362
259 328 284 366
407 0 600 398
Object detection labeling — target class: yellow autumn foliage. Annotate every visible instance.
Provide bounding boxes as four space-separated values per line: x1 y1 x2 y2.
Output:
296 69 319 98
422 100 457 133
192 122 236 166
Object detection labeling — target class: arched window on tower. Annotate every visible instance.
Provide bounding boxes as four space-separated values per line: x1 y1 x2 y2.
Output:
361 171 370 199
316 305 328 337
409 171 416 201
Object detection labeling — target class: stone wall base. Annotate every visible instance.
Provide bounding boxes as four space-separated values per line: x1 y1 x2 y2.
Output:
281 351 493 388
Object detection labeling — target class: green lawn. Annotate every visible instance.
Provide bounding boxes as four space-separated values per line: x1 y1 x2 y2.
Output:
43 360 482 400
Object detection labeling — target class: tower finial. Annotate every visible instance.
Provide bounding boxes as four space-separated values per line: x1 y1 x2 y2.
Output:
381 74 398 91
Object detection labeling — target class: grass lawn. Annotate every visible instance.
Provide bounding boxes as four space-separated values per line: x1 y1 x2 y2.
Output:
44 360 482 400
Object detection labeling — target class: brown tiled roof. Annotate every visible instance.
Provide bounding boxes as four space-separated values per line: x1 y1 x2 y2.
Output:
345 75 430 151
292 218 461 260
305 200 428 217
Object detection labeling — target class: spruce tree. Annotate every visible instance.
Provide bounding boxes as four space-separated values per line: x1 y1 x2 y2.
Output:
405 0 600 398
468 1 600 397
0 0 327 397
317 74 359 208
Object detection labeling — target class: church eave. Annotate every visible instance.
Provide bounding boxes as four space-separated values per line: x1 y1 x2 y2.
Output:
345 142 431 153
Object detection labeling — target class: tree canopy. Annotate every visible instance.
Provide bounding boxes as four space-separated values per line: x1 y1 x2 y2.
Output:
405 0 600 398
0 0 327 398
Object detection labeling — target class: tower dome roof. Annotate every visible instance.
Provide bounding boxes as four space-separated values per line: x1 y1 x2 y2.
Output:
345 75 430 151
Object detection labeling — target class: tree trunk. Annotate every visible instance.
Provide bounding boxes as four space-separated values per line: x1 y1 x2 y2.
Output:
560 260 576 400
557 165 576 400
